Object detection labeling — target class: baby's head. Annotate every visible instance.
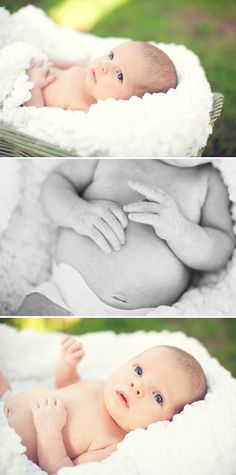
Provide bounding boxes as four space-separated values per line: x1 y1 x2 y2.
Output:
87 40 177 102
104 345 206 432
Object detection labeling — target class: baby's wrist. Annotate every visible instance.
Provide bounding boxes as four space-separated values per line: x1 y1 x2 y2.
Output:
71 200 89 229
60 357 77 367
165 214 186 242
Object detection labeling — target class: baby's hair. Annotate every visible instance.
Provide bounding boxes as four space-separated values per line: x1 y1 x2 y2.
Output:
134 41 177 96
158 345 207 404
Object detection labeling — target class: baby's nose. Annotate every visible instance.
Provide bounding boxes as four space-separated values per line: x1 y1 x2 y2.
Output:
99 58 109 74
130 381 144 397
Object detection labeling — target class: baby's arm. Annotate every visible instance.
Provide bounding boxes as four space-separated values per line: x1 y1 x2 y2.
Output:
31 398 73 475
167 167 235 270
24 63 55 107
31 398 116 474
74 444 117 463
42 159 128 253
56 336 84 388
125 169 234 271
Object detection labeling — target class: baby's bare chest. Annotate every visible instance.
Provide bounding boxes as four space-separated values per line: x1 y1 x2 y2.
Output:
56 384 119 457
85 160 207 222
43 67 84 109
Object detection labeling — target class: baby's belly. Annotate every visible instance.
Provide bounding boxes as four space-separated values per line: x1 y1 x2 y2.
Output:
4 387 86 463
55 222 190 309
4 389 51 463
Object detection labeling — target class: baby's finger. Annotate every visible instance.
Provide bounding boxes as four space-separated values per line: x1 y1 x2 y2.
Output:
31 402 38 412
41 63 51 72
128 212 158 227
124 201 161 214
103 211 125 244
95 219 121 251
69 341 83 353
46 74 55 84
47 398 56 407
42 75 55 88
71 349 84 360
89 227 111 253
61 335 70 345
109 205 128 229
62 336 76 349
128 181 166 203
38 398 48 408
55 398 64 407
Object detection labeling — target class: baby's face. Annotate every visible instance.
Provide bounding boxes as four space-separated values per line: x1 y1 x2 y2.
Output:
85 41 146 101
104 347 193 432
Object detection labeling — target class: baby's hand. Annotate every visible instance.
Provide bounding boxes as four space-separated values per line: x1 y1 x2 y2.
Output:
31 398 67 434
72 200 128 253
60 335 84 367
124 180 185 241
27 63 55 89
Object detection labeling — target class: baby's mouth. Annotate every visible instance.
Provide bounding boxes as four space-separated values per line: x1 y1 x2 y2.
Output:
117 391 129 408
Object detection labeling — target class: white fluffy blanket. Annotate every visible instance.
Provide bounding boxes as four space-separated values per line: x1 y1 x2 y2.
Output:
0 324 236 475
0 158 236 316
0 5 213 157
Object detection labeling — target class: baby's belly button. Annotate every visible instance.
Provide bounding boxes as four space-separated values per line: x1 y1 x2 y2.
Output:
109 293 129 305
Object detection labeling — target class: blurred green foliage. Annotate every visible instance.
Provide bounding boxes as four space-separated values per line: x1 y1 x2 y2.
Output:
4 0 236 156
1 318 236 377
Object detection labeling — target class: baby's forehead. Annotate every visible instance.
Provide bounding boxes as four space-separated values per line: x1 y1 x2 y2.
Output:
114 41 145 58
139 346 185 369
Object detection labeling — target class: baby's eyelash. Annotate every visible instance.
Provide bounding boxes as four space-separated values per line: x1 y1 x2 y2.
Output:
108 51 114 60
153 393 164 405
134 365 142 376
117 72 124 81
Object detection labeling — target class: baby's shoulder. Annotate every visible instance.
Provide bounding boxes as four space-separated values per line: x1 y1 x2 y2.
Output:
202 163 225 191
196 163 222 188
199 164 229 209
78 379 104 392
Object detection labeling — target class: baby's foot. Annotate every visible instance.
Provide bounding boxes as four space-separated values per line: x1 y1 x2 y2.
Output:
0 371 11 397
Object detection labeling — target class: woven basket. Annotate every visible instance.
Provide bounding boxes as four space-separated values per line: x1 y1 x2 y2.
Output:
0 93 223 157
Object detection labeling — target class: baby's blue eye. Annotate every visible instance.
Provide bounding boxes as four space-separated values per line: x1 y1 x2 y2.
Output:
117 72 123 81
134 366 142 376
154 393 163 404
108 51 114 60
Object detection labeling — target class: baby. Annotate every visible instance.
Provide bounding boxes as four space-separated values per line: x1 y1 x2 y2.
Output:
23 41 177 111
16 159 234 317
0 336 207 474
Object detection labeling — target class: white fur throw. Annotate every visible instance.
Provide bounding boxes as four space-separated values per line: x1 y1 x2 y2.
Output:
0 158 236 316
0 5 213 157
0 325 236 475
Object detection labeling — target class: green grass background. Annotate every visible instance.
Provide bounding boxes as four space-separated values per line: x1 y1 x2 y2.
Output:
1 318 236 377
4 0 236 156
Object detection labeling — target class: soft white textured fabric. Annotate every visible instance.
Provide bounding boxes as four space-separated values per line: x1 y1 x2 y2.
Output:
0 390 12 427
0 6 213 157
0 325 236 475
0 158 236 315
0 160 21 235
